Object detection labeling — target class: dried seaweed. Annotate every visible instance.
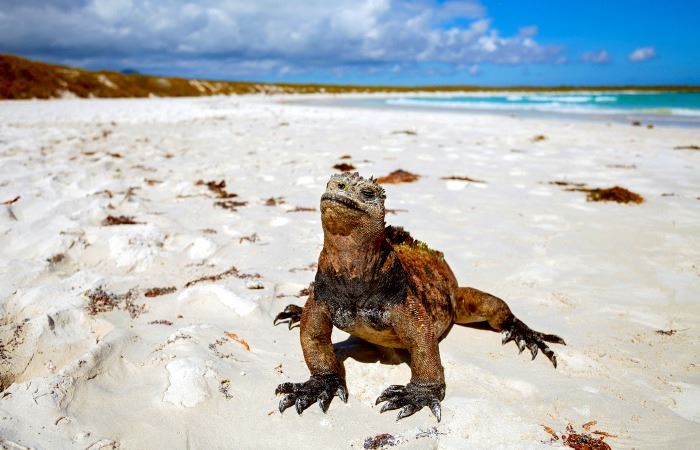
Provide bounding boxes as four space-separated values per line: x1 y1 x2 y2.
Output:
333 163 356 172
196 179 238 198
214 200 248 211
550 181 644 204
606 164 636 169
148 320 173 325
144 286 177 298
532 134 547 142
580 186 644 204
562 424 611 450
184 266 260 288
364 433 399 449
549 180 587 188
219 379 233 399
377 169 420 184
264 196 285 206
339 154 352 159
46 253 66 265
84 286 145 318
674 145 700 150
225 331 251 351
239 233 259 244
542 425 559 441
440 175 485 183
287 206 316 212
656 329 677 336
102 215 142 226
2 196 20 205
391 129 417 135
543 423 614 450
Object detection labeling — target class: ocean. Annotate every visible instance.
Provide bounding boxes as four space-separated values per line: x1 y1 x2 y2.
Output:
380 91 700 126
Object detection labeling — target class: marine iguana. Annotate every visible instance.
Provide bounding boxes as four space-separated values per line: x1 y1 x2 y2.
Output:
274 172 565 421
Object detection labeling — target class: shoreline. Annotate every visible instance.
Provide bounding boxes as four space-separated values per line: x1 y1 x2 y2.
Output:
285 93 700 129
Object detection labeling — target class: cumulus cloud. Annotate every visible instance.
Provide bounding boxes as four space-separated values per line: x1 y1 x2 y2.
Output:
628 47 656 62
581 49 610 64
0 0 564 78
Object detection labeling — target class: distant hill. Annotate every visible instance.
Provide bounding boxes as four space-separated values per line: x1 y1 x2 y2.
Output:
1 54 698 100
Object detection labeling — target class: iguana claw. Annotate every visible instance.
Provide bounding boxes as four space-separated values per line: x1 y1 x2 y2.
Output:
276 374 347 415
502 318 565 368
273 304 303 329
375 382 445 422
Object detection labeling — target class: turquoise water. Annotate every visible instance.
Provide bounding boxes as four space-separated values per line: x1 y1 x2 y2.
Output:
385 91 700 123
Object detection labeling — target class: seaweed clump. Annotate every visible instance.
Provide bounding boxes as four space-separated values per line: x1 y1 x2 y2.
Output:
144 286 177 298
184 266 260 288
333 163 356 172
102 215 141 226
196 179 238 199
549 181 644 204
562 424 611 450
582 186 644 204
84 286 145 318
377 170 420 184
364 433 399 449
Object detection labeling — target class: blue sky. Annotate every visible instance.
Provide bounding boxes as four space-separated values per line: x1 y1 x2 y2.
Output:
0 0 697 85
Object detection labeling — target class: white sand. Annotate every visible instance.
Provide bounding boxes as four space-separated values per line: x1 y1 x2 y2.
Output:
1 95 699 449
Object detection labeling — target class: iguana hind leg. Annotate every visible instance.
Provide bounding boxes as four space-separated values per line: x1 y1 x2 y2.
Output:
454 287 566 367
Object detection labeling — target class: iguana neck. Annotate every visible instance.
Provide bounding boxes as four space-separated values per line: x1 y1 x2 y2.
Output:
320 230 387 279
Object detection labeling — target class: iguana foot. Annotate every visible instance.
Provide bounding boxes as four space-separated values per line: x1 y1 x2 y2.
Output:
273 304 303 329
502 318 566 368
375 382 445 422
276 373 348 414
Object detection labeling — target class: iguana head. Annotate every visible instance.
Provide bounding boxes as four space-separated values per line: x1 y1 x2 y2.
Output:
320 172 386 238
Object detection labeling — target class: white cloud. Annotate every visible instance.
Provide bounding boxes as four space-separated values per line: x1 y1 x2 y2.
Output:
628 46 656 62
0 0 563 77
581 49 610 64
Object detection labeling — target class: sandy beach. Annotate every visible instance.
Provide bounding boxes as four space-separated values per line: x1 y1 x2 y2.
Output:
1 95 699 449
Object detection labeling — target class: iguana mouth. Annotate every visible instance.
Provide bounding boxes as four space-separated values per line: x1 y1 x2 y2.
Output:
321 193 365 212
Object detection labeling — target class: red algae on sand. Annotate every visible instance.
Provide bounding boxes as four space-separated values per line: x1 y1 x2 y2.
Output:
550 181 644 204
583 186 644 204
542 423 614 450
333 162 356 172
377 169 420 184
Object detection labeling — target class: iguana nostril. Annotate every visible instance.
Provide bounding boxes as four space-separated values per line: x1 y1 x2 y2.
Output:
337 183 346 190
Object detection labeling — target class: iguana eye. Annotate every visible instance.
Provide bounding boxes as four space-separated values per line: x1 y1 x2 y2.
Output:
360 188 375 200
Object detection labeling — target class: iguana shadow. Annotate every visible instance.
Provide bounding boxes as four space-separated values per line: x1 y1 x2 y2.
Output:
333 322 498 371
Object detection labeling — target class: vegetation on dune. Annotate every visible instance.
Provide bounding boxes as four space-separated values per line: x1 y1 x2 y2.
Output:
1 53 699 100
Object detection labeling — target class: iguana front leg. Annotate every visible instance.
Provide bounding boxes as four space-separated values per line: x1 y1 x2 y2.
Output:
275 295 348 414
375 296 445 422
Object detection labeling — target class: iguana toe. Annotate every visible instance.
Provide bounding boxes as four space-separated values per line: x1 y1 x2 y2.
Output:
273 304 303 329
375 382 445 422
275 374 347 415
503 318 565 368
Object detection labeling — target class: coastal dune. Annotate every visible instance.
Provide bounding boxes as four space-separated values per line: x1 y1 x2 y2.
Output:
1 95 699 449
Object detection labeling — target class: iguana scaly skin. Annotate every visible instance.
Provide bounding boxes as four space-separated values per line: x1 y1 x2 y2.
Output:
274 172 565 421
